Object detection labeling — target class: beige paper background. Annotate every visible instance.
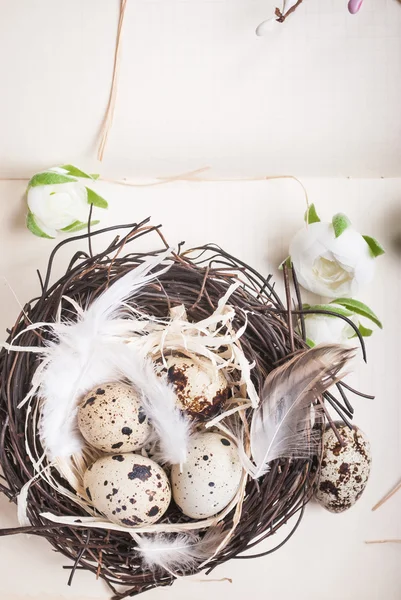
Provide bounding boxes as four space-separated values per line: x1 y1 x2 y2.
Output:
0 177 400 599
0 0 400 597
0 0 400 178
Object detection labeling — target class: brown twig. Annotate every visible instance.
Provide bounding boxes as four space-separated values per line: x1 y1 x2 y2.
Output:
338 381 375 400
316 397 345 447
291 266 306 342
190 266 210 310
87 203 94 258
96 550 103 580
275 0 305 23
282 264 295 353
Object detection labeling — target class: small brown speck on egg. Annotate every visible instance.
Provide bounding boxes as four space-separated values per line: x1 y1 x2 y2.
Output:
83 396 96 408
138 407 146 424
106 488 119 501
121 517 143 526
147 506 159 517
112 442 123 449
128 464 152 482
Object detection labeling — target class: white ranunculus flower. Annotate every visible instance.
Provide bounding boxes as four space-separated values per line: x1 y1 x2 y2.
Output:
26 166 108 238
290 222 375 299
304 311 358 347
27 182 90 238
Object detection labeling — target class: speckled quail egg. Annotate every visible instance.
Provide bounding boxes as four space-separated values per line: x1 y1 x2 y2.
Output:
84 454 171 527
171 433 242 519
78 382 151 453
160 355 230 419
315 423 371 513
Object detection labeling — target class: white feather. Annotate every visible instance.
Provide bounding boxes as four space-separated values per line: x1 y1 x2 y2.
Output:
34 250 174 458
133 527 225 575
244 344 354 479
137 364 191 467
6 254 255 473
108 349 191 466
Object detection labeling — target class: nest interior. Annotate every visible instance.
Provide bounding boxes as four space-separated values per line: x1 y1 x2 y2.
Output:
0 218 364 599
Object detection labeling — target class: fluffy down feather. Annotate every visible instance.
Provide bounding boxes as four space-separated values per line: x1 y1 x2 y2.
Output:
30 250 179 459
109 349 191 466
133 527 225 575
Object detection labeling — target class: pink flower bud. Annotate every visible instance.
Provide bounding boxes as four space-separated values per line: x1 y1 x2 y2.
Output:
348 0 364 14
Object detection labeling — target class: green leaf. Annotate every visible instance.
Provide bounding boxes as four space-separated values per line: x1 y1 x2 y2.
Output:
90 173 100 180
86 187 108 209
331 298 383 329
332 213 351 238
304 203 320 224
306 338 316 348
26 211 54 239
60 164 95 179
278 256 292 270
362 235 385 258
28 172 77 188
306 304 354 318
61 220 100 233
351 323 373 339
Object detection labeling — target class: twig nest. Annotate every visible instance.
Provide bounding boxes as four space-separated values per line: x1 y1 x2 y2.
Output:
84 454 171 527
171 433 242 518
0 218 372 595
315 423 371 513
161 355 229 419
78 383 151 453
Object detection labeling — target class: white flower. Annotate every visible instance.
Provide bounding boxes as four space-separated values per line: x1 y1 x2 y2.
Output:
304 311 358 346
26 166 107 238
28 182 90 238
290 222 375 299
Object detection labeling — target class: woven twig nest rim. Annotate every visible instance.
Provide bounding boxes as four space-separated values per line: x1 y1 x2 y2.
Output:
0 218 368 599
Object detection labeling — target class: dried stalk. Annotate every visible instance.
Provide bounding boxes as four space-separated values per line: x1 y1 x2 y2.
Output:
97 0 128 161
372 479 401 511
